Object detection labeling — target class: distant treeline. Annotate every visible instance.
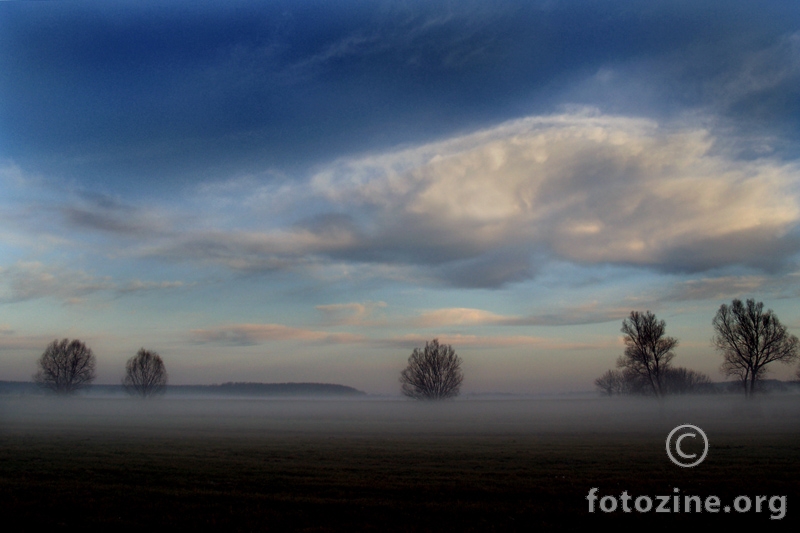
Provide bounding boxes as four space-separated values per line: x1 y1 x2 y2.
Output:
595 377 800 396
0 381 366 397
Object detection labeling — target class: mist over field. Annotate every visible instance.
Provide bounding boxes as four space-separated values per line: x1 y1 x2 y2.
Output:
2 394 799 529
4 394 799 438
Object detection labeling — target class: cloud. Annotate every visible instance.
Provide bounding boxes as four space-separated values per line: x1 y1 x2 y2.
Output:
0 261 184 304
140 225 361 272
666 276 766 302
0 331 55 352
710 31 800 121
190 323 365 347
663 271 800 302
62 192 172 238
0 261 114 304
380 333 600 351
413 302 631 328
0 161 28 189
310 110 800 285
315 301 387 326
11 111 799 290
413 308 509 327
116 280 186 294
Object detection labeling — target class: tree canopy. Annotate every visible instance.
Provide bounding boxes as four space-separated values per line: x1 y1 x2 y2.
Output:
400 339 463 400
123 348 168 398
34 339 96 394
617 311 677 397
713 299 799 397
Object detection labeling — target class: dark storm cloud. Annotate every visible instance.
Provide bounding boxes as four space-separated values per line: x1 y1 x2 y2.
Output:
3 1 800 190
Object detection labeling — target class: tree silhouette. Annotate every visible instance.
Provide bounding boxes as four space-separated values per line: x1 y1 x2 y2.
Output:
400 339 463 400
34 339 96 394
617 311 677 397
123 348 168 398
660 367 713 395
713 299 799 397
595 365 712 396
594 369 626 396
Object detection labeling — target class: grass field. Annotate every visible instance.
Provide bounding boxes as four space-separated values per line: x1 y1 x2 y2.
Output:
1 395 798 531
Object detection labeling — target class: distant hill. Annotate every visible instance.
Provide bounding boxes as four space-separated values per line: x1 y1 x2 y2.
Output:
0 381 366 397
170 382 367 397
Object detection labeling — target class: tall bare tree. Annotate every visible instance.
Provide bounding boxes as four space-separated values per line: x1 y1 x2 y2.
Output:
400 339 463 400
713 299 799 397
617 311 677 397
34 339 96 394
123 348 168 398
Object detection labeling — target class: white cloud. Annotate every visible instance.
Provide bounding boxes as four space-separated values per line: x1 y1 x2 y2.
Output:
413 303 633 328
9 111 799 289
413 307 508 327
311 110 800 283
315 301 387 326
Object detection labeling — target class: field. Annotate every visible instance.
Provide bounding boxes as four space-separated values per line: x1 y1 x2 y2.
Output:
1 395 798 531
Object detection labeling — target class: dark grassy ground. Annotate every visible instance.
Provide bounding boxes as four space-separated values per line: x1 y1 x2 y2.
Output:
1 396 797 531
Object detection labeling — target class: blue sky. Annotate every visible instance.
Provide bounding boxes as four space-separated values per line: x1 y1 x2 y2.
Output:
2 0 800 393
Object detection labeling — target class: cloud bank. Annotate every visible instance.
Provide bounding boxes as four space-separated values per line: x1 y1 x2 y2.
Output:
12 111 797 292
190 324 364 347
311 111 799 284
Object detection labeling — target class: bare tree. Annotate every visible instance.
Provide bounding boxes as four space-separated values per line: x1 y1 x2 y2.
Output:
594 369 626 396
661 367 713 395
595 366 712 396
34 339 96 394
123 348 168 398
400 339 463 400
617 311 677 397
713 299 799 397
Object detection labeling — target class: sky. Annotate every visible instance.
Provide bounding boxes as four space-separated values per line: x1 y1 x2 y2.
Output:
1 0 800 394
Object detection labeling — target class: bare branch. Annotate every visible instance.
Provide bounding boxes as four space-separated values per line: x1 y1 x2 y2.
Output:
713 298 799 397
616 311 677 397
33 339 96 394
399 339 463 400
123 348 168 398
